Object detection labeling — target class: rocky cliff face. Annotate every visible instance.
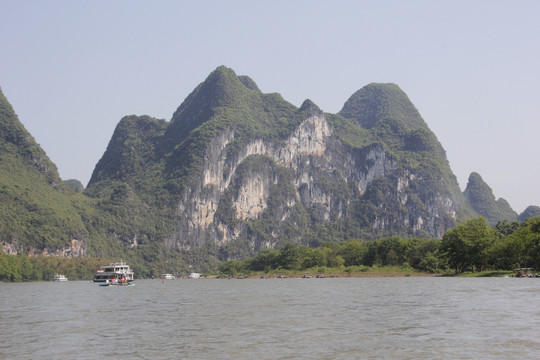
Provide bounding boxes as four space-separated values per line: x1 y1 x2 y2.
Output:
141 69 465 254
169 111 342 249
84 66 522 260
1 68 534 263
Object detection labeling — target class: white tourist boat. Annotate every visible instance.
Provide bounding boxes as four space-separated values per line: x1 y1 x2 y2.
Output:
93 261 134 284
53 274 68 282
161 273 175 280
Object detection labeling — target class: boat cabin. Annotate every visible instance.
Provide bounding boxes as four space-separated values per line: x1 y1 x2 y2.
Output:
93 261 134 282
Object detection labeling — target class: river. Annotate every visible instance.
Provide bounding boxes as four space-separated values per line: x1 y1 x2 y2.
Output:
1 277 539 359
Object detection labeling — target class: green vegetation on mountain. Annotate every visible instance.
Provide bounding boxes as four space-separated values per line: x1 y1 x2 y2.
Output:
0 88 190 277
161 66 303 195
339 83 427 130
63 179 84 192
332 83 463 238
86 115 168 200
463 172 517 225
518 206 540 222
0 87 88 252
1 67 537 281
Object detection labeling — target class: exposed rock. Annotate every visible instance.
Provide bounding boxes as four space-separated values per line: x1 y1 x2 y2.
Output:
82 66 523 259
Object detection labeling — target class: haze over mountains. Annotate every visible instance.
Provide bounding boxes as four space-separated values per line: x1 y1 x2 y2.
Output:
1 66 538 266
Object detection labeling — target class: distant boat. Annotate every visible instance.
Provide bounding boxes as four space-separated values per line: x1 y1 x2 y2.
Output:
99 281 135 287
188 272 201 279
514 268 539 278
161 273 175 280
93 261 134 283
53 274 68 282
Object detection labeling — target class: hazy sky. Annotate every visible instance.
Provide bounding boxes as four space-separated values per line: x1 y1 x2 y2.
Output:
1 1 539 213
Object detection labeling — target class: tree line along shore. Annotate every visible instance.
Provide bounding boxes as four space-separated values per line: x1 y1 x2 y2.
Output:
1 217 538 282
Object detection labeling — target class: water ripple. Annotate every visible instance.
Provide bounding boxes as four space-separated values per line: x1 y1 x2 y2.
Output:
1 278 540 359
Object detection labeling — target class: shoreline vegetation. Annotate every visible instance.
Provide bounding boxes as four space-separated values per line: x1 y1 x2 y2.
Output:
0 251 515 282
1 216 538 282
205 269 515 279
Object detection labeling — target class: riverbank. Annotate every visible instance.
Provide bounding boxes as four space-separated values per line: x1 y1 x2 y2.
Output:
207 268 515 279
207 266 442 279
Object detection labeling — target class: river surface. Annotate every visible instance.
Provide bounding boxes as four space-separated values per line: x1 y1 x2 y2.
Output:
1 277 539 359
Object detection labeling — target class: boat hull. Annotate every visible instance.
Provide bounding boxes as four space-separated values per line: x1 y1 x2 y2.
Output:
98 282 135 287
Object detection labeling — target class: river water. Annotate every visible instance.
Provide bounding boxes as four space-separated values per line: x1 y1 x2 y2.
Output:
1 277 539 359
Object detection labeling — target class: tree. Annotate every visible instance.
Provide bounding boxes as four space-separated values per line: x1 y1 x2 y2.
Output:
441 217 495 273
219 260 245 276
495 220 520 237
0 254 21 281
278 243 301 270
418 251 441 273
500 217 540 269
376 237 408 266
406 238 441 270
301 248 326 269
249 249 280 272
339 240 367 267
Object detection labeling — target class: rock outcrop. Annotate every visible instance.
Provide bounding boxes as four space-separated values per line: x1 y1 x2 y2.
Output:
87 66 471 258
3 66 530 263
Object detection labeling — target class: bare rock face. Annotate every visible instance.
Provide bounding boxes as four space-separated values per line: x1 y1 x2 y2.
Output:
87 66 471 258
168 110 457 251
169 114 335 249
2 239 87 257
0 67 524 262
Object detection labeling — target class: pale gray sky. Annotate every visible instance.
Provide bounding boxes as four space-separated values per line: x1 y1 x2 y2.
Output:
1 0 539 213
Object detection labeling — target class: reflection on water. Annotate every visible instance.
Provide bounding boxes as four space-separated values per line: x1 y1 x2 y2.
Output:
1 277 539 359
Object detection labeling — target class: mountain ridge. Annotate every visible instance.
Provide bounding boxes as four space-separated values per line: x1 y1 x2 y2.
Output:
463 172 518 225
89 66 465 253
1 68 537 270
0 87 88 255
339 83 427 131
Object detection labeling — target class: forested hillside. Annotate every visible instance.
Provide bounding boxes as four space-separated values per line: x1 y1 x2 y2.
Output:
0 87 88 254
1 67 537 277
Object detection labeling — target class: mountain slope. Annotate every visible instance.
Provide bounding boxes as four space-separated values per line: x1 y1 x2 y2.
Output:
519 206 540 221
3 67 530 268
86 67 476 261
339 83 427 130
0 87 88 255
463 172 517 225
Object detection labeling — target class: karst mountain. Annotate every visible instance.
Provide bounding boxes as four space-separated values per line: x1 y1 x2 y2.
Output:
1 66 530 267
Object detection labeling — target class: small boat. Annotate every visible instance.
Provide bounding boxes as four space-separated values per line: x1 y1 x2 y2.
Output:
99 280 135 287
93 261 134 284
514 268 538 278
161 273 175 280
53 274 68 282
188 272 201 279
